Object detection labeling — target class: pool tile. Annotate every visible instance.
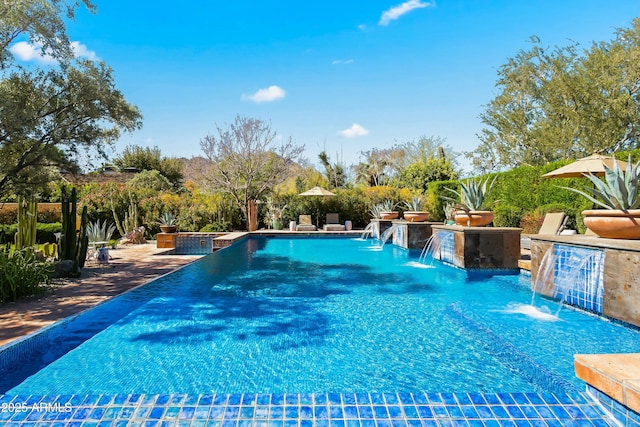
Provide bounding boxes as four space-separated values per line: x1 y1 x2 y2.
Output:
0 392 624 427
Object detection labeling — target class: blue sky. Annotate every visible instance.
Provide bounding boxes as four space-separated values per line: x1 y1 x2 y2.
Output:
10 1 640 173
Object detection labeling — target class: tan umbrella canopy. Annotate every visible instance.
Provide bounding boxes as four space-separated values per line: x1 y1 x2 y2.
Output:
542 154 629 179
298 186 336 196
299 186 336 226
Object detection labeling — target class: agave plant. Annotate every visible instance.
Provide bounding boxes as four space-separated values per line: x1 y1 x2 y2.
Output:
156 212 177 227
369 200 396 219
379 199 396 212
86 220 116 243
562 155 640 210
403 195 424 211
441 176 498 212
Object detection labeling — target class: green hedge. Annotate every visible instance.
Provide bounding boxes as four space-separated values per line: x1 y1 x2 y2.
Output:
427 180 460 221
0 223 62 244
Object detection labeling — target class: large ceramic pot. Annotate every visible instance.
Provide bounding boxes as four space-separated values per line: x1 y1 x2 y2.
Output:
379 211 399 220
403 211 429 222
453 210 494 227
159 225 177 233
582 209 640 239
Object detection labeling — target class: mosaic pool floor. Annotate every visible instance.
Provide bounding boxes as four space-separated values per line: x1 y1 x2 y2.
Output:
0 392 619 426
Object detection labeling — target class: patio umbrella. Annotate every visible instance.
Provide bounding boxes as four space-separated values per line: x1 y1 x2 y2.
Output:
298 186 336 196
542 154 629 179
298 186 336 226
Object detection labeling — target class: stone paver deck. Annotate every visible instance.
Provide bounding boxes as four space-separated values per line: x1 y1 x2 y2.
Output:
0 242 200 347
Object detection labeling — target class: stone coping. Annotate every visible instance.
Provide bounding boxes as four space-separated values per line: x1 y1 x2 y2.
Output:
432 225 524 234
532 234 640 252
575 353 640 413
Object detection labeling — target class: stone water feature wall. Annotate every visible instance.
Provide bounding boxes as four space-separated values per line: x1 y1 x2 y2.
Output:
531 235 640 328
430 225 522 270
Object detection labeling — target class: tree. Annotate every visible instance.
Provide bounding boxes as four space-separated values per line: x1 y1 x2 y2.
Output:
0 61 142 195
470 19 640 172
318 151 346 189
113 145 184 187
200 115 304 231
0 0 141 196
0 0 95 69
353 149 391 186
395 155 458 192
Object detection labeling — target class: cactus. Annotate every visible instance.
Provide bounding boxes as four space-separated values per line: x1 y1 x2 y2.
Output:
15 196 37 250
43 242 58 258
111 192 138 238
59 186 89 276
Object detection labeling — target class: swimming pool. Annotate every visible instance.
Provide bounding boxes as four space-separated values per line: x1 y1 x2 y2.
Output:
1 236 639 396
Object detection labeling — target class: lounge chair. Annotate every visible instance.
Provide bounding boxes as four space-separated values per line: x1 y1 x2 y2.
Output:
323 213 346 231
296 215 317 231
521 212 568 249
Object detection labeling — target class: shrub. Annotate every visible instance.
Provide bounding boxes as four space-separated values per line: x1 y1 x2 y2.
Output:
493 205 524 228
0 250 52 302
0 223 62 244
427 180 460 221
200 221 232 232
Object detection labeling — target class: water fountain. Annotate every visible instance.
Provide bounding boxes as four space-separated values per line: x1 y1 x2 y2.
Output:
378 223 399 247
521 244 605 319
359 222 377 240
418 230 454 265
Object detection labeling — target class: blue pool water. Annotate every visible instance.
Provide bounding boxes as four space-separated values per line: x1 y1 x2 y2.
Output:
2 236 640 396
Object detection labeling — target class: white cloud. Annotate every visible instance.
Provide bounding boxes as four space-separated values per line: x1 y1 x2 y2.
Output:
9 40 98 63
70 41 98 61
379 0 434 26
338 123 369 138
332 59 354 65
242 85 286 103
9 41 56 63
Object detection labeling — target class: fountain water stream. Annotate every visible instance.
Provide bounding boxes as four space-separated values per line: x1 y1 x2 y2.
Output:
509 244 605 321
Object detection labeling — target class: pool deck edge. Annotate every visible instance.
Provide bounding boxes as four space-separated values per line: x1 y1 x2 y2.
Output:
575 353 640 414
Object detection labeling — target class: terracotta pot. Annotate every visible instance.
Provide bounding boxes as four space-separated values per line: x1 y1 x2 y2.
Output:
379 211 399 220
582 209 640 239
159 225 177 233
403 211 429 222
453 210 494 227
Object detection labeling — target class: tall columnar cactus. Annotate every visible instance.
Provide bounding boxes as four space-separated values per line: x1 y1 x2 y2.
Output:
15 196 37 250
59 187 89 276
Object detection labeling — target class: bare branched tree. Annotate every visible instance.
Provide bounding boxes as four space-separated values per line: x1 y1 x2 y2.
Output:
200 115 304 230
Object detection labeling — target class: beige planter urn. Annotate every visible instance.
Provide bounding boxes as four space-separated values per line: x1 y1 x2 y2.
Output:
582 209 640 239
379 212 399 220
403 211 430 222
453 210 494 227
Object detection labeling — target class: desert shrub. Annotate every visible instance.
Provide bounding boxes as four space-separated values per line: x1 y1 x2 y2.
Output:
0 250 52 302
493 205 524 228
127 169 173 193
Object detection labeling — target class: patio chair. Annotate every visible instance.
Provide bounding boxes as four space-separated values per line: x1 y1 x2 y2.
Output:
296 215 317 231
323 213 346 231
521 212 568 249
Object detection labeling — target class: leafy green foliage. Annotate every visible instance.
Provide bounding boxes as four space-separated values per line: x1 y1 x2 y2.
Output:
493 205 525 228
0 249 52 303
395 158 458 192
126 170 173 193
471 19 640 172
114 145 183 187
0 223 62 244
0 61 142 196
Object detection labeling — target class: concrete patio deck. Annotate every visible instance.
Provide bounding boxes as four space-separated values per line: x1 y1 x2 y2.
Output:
0 242 201 347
